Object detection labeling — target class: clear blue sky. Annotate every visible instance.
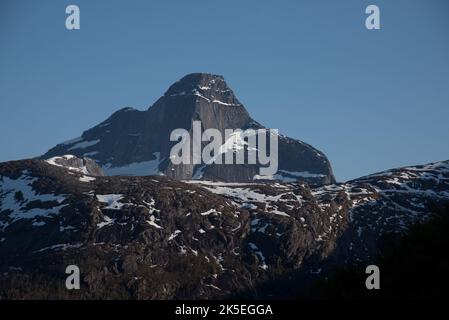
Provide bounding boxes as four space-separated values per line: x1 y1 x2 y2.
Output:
1 0 448 181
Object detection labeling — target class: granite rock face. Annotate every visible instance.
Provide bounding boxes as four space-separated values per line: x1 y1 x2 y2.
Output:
41 73 335 185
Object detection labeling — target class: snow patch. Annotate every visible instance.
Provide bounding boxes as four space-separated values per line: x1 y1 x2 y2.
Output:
79 176 96 182
67 139 100 151
97 216 115 228
102 152 163 176
168 230 181 241
96 194 124 210
147 215 162 229
0 173 66 225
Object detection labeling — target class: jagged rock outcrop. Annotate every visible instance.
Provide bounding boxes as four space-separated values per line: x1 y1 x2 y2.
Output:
45 155 105 177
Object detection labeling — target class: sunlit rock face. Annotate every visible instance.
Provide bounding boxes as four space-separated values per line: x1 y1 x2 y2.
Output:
41 73 335 185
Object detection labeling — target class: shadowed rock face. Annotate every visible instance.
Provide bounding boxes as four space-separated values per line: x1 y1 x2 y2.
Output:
1 158 448 299
41 73 335 185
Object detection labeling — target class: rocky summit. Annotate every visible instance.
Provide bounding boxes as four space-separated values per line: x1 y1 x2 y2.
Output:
41 73 335 185
1 156 448 299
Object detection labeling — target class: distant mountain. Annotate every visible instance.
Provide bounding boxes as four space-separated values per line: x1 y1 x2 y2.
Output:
41 73 335 185
1 156 448 299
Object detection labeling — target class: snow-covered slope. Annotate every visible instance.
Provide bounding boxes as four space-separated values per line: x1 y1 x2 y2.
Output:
193 160 449 266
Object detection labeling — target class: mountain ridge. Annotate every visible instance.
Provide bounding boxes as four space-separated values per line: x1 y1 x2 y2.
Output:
1 156 448 298
41 73 335 185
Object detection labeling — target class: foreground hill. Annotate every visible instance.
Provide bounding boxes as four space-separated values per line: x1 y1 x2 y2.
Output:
0 157 448 299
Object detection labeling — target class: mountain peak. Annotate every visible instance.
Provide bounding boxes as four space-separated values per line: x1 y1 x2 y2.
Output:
172 72 225 86
41 73 335 184
164 73 240 106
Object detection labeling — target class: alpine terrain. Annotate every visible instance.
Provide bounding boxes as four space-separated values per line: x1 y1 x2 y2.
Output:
42 73 335 185
0 73 448 299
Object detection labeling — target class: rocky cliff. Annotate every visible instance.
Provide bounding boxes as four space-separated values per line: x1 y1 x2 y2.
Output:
41 73 335 185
